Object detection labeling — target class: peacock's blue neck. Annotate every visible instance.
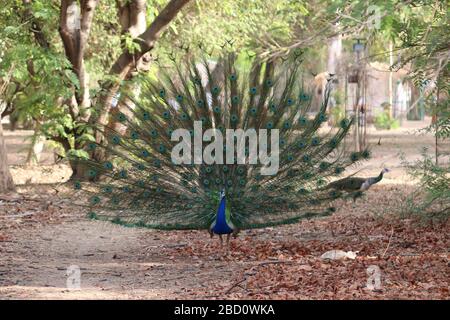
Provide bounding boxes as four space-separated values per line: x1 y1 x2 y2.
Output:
215 195 227 225
212 194 233 234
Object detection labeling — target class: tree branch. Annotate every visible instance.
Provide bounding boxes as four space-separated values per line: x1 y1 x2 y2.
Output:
110 0 191 78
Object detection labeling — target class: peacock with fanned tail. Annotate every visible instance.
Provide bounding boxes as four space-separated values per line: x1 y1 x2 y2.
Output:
73 52 370 247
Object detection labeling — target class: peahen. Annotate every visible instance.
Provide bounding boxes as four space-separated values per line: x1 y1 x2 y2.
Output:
326 168 390 201
74 52 370 248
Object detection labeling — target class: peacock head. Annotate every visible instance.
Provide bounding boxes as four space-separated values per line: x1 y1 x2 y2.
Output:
382 168 390 174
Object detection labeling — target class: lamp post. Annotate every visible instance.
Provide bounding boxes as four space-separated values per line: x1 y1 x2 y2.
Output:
352 38 366 152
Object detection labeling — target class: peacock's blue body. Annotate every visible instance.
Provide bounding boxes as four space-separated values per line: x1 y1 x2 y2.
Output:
210 192 234 235
74 51 370 232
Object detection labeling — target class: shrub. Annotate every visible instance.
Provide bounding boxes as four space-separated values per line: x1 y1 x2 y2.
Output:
374 109 400 130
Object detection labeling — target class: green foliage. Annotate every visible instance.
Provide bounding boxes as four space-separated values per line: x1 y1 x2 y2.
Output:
329 105 345 128
373 109 399 130
402 151 449 221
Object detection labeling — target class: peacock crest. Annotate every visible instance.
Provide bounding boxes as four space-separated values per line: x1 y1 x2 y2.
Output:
74 52 370 232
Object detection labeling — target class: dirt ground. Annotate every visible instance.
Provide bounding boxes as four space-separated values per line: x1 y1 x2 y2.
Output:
0 120 448 299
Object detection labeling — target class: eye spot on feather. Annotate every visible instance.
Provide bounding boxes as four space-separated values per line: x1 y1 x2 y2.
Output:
117 113 127 122
87 143 96 151
137 180 145 188
90 196 100 205
266 79 273 87
213 106 221 114
318 113 327 122
335 167 344 174
196 99 204 107
103 186 112 194
229 74 237 81
163 111 170 119
329 190 339 198
74 181 81 190
153 159 161 167
299 93 310 101
298 117 308 126
232 96 239 104
269 104 277 112
130 131 139 140
350 152 360 162
212 86 220 95
159 89 165 98
119 170 128 179
311 137 320 146
87 169 97 178
176 94 183 102
111 135 121 144
298 188 309 195
87 212 97 219
286 98 294 106
250 87 257 95
319 162 329 171
141 149 150 157
329 138 338 148
103 161 113 170
362 150 371 159
142 112 150 120
340 118 350 129
150 129 158 138
230 114 238 122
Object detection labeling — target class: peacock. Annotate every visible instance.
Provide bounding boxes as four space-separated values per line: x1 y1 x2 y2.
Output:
326 168 390 201
73 51 371 248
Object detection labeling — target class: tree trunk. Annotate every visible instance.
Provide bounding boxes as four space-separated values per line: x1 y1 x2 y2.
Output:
26 130 46 166
0 117 15 193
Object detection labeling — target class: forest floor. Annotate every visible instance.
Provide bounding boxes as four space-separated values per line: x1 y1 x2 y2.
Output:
0 120 449 299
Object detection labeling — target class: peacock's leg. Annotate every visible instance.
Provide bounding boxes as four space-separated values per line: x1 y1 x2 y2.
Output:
219 234 223 247
226 234 231 253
